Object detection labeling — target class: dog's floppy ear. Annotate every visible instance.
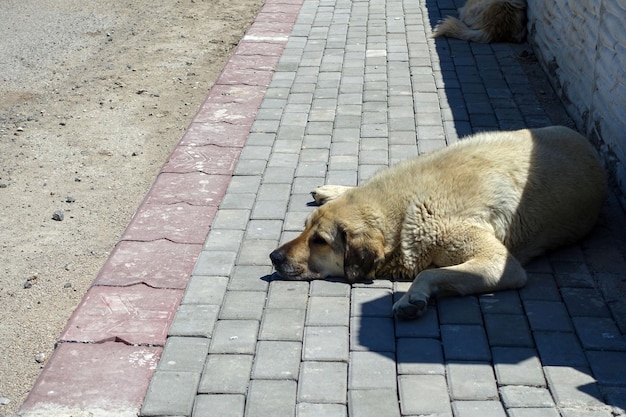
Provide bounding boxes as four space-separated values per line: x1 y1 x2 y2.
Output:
342 226 385 282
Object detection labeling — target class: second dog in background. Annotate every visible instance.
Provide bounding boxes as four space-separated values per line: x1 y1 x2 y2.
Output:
432 0 527 43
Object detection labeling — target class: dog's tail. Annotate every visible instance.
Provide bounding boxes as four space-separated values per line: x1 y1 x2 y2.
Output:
432 16 491 43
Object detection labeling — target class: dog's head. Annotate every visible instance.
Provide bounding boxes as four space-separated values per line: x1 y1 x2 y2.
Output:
269 200 385 282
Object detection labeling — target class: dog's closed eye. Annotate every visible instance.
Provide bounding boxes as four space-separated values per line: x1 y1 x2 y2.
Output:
310 234 329 246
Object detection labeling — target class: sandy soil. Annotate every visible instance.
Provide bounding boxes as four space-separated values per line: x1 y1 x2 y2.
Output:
0 0 263 415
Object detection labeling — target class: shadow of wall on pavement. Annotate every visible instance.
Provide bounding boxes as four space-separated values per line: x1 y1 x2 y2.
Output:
423 0 553 140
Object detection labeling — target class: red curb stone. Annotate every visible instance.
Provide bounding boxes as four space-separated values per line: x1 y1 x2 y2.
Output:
227 54 281 71
195 99 261 126
179 121 252 147
19 342 161 417
205 83 267 103
121 203 217 244
162 145 241 175
143 172 231 206
192 84 266 126
266 0 304 4
216 67 275 87
235 40 286 56
246 20 295 37
258 4 302 17
94 240 202 289
60 285 182 345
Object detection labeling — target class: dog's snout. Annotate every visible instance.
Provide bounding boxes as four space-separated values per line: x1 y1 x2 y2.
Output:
269 249 285 266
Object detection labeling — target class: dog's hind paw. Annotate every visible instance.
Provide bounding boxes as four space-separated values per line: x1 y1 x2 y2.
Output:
393 293 429 320
311 185 353 205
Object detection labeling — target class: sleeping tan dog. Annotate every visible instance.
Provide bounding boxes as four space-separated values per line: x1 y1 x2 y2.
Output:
269 126 607 320
432 0 527 43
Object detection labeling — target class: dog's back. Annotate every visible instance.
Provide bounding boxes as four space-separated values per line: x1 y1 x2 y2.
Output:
497 126 606 261
360 126 606 263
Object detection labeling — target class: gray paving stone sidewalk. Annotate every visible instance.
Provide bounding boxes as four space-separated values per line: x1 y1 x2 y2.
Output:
141 0 626 416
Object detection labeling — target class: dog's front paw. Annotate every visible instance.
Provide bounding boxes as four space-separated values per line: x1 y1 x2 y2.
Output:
393 293 429 320
311 185 352 205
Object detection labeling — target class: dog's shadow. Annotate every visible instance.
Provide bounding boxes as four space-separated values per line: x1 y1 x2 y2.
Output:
358 288 611 409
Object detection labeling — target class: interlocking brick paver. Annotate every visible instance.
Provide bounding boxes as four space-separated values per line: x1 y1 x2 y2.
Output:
508 409 561 417
266 280 310 308
141 371 201 417
209 320 259 354
499 385 555 408
259 308 306 341
309 279 351 297
168 304 219 338
350 316 395 352
252 341 302 380
441 324 491 361
204 229 246 251
397 337 445 375
158 337 211 373
524 300 574 331
257 183 291 201
351 286 394 317
447 361 498 400
519 273 561 301
561 287 612 317
452 400 507 417
219 290 267 320
296 403 347 417
245 219 284 240
602 387 626 415
586 351 626 386
181 275 229 305
199 354 253 394
438 296 482 324
479 291 524 315
398 374 452 415
572 316 626 351
298 361 348 404
560 410 615 417
303 326 349 361
552 262 595 288
484 313 534 347
245 380 297 417
210 208 252 231
194 394 245 417
492 347 546 387
534 331 588 367
193 250 238 276
348 389 401 417
394 305 440 338
228 265 272 292
349 351 397 390
237 237 278 266
543 366 606 409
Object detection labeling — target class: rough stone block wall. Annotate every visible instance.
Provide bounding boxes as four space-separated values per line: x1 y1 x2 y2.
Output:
527 0 626 209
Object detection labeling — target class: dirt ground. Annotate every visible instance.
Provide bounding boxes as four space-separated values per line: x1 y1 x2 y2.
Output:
0 0 263 415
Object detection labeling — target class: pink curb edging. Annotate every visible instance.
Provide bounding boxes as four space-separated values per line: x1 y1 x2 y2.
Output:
18 342 162 417
94 240 204 289
19 0 303 415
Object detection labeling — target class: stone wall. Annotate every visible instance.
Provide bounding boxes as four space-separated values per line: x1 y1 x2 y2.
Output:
527 0 626 210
